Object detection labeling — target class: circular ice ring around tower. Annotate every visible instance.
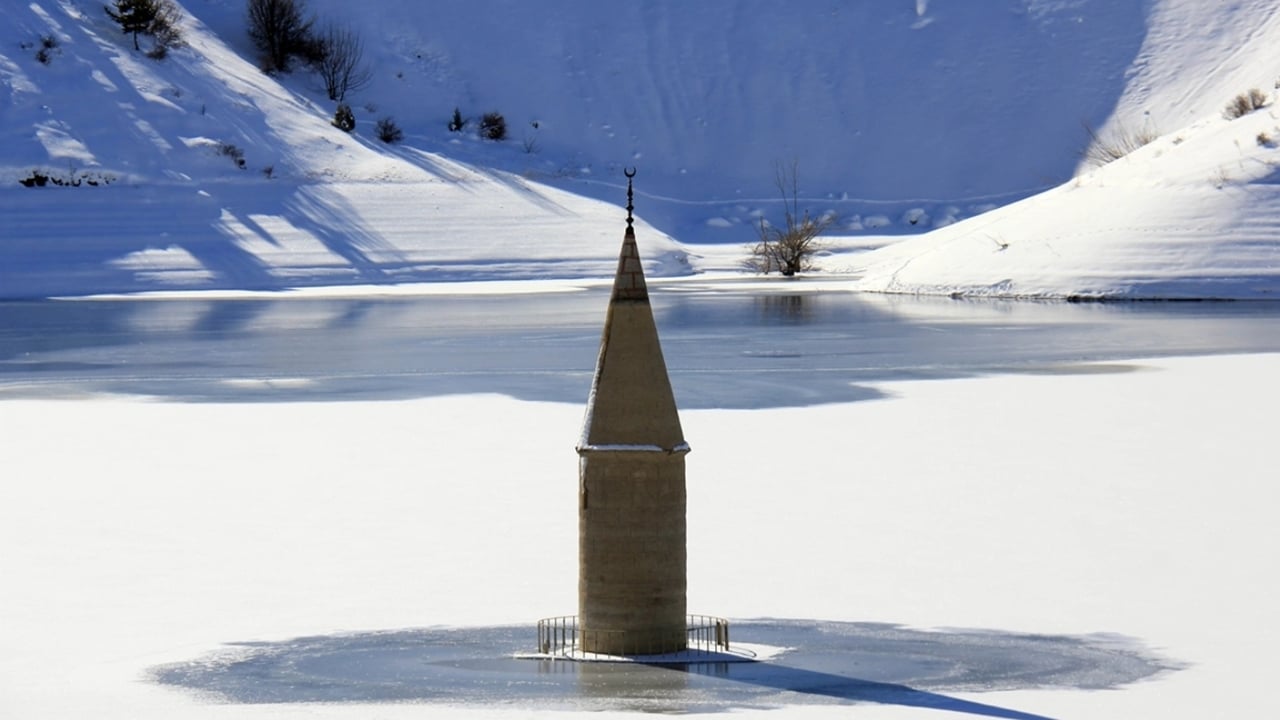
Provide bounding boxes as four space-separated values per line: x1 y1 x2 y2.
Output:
152 618 1179 714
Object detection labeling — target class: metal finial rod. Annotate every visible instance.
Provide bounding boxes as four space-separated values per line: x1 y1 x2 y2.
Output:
624 167 636 228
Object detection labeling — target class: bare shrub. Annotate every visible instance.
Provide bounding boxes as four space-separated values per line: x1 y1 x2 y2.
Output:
247 0 315 73
375 116 403 143
1211 166 1231 189
747 161 834 276
147 3 184 59
1081 120 1159 168
314 23 371 101
1224 88 1268 119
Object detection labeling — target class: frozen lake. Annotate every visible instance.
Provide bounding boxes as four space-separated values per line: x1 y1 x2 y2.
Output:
4 285 1276 719
3 286 1279 406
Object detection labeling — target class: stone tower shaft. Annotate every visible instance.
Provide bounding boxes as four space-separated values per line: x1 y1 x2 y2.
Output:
577 208 689 656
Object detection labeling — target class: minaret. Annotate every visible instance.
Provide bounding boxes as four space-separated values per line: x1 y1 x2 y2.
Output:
577 170 689 655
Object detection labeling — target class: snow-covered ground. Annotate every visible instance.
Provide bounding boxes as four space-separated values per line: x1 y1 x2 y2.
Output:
2 351 1276 718
3 0 1278 299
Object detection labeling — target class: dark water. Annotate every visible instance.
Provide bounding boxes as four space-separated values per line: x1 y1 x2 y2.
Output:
151 620 1178 716
2 287 1279 407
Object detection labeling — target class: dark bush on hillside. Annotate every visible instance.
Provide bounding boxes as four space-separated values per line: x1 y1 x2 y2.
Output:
332 103 356 132
218 142 247 168
448 107 466 132
36 35 58 64
19 169 115 187
479 111 507 141
375 117 403 143
105 0 183 55
151 0 184 54
1224 88 1268 119
19 170 51 187
106 0 156 50
247 0 315 72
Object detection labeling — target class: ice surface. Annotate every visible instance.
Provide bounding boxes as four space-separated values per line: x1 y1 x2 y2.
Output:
153 621 1174 712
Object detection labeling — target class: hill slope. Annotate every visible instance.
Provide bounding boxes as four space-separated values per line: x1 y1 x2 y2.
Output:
1 0 1278 299
844 82 1280 300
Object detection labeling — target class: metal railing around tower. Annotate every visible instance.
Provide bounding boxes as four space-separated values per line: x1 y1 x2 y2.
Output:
687 613 730 651
536 614 730 659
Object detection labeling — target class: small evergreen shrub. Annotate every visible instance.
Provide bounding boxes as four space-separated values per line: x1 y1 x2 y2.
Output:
106 0 153 50
448 107 466 132
36 35 58 64
332 103 356 132
375 116 403 143
479 111 506 140
105 0 183 54
1224 88 1268 119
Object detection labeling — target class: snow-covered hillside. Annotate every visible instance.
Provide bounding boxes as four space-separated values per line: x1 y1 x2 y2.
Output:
2 0 1279 299
1 0 695 299
838 0 1280 300
844 94 1280 299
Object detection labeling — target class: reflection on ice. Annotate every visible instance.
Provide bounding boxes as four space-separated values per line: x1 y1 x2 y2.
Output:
3 291 1280 406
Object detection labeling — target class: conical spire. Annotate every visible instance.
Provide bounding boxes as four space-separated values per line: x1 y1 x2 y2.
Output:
579 171 686 451
610 168 648 302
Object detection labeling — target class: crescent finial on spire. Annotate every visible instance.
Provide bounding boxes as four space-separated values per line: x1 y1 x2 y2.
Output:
624 167 636 229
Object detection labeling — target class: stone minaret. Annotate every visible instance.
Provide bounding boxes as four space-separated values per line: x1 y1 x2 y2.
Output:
577 171 689 655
